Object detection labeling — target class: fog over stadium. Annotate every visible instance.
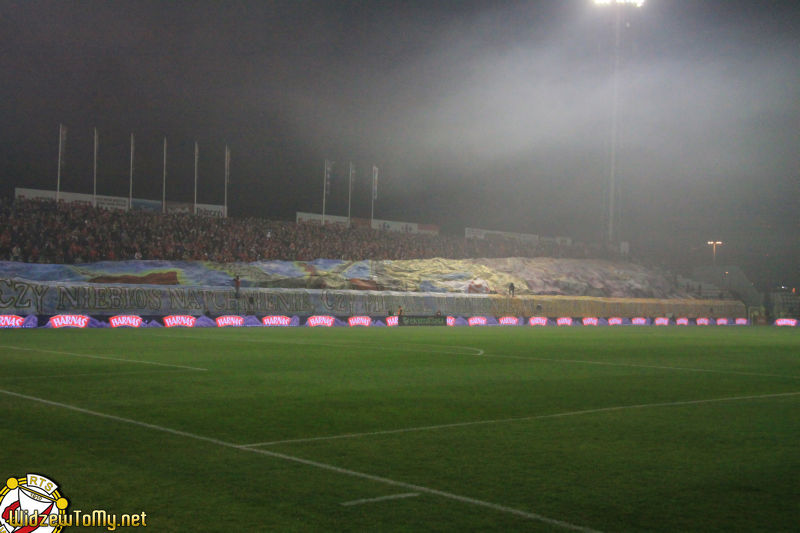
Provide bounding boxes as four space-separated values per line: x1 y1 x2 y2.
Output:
0 0 797 287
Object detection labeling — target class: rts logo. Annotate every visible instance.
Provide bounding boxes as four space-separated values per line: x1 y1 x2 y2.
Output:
0 474 69 533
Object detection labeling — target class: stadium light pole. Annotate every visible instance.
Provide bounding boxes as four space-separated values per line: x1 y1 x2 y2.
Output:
707 240 722 266
129 133 135 210
93 128 98 207
594 0 645 246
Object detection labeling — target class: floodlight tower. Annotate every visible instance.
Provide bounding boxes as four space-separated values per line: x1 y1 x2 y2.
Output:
594 0 645 246
707 240 723 265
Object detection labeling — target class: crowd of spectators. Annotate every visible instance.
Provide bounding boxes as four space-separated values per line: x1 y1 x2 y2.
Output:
0 198 600 264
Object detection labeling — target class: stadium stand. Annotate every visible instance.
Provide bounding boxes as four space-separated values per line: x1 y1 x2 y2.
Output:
0 198 609 264
0 198 742 302
769 291 800 318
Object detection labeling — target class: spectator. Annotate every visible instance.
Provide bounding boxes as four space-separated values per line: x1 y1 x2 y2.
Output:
0 198 598 265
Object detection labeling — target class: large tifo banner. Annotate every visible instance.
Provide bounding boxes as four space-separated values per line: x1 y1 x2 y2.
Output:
0 256 731 299
0 278 746 318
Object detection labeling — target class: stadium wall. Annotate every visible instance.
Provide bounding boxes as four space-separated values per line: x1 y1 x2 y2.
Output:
0 279 745 318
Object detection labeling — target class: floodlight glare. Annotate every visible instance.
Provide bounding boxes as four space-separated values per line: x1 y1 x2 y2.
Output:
707 241 723 265
594 0 646 7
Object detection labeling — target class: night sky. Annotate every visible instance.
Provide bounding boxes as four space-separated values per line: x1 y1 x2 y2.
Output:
1 1 798 287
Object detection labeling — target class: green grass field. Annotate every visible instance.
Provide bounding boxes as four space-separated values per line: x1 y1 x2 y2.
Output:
1 326 798 532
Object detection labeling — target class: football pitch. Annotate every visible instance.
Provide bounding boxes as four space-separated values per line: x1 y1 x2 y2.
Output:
1 327 798 532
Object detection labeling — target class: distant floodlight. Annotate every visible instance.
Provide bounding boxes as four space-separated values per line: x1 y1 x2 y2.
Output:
594 0 646 7
707 241 723 265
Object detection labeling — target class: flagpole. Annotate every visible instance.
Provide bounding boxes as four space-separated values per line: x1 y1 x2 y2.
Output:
193 141 198 215
224 145 230 218
92 128 98 207
322 159 328 226
162 137 167 214
56 124 64 202
371 165 378 226
347 161 353 227
128 133 134 210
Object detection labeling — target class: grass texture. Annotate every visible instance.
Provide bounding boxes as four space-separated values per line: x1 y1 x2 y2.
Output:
0 326 798 532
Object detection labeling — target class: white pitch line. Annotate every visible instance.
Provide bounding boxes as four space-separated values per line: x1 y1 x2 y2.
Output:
0 369 197 382
0 345 208 371
240 391 800 447
341 492 420 506
478 353 800 380
152 330 791 379
153 331 486 356
0 387 599 533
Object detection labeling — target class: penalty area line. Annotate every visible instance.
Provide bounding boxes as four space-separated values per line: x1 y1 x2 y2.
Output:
478 353 800 380
154 332 485 356
0 387 600 533
0 369 199 382
340 492 420 506
240 391 800 447
0 345 208 372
